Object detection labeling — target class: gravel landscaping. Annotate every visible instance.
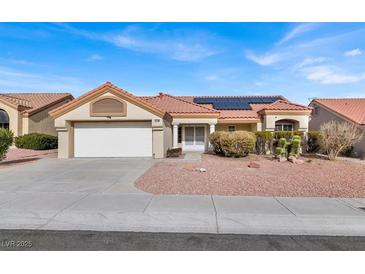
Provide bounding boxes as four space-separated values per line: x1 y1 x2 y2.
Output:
135 154 365 197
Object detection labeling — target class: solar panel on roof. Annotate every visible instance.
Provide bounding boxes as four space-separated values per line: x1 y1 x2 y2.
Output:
193 96 280 110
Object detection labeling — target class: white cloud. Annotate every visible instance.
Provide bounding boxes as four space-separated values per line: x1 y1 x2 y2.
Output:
277 23 318 45
54 23 217 62
245 52 282 66
293 57 327 70
344 48 362 57
107 33 216 62
85 54 103 62
303 65 365 84
204 75 219 81
0 66 89 92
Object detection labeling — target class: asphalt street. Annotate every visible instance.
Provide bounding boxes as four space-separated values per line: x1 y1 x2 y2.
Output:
1 229 365 251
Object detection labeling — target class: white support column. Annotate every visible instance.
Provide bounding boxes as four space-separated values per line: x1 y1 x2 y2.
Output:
172 123 179 148
209 123 216 134
208 123 216 150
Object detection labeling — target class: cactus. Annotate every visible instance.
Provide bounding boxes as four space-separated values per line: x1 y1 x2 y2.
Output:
276 135 302 159
289 135 301 157
276 137 288 158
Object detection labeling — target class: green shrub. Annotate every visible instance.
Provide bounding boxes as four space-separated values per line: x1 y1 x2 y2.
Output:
307 131 321 153
273 130 304 139
340 146 355 157
166 147 182 157
15 133 58 150
0 128 14 161
210 131 256 157
209 131 226 155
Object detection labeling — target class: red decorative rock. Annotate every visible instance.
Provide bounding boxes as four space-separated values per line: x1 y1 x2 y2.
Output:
248 161 260 168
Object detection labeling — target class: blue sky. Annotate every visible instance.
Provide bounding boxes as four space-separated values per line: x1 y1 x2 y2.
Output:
0 22 364 104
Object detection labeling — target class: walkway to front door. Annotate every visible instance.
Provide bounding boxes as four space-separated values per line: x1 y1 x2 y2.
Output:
183 126 205 152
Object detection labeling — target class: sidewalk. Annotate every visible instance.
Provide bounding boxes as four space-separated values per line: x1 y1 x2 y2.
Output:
1 192 365 236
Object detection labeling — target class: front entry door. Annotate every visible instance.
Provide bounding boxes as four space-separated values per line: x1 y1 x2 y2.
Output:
183 126 205 152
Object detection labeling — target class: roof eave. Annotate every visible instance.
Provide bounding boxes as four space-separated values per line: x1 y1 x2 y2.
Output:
23 94 74 117
169 113 220 118
258 109 312 115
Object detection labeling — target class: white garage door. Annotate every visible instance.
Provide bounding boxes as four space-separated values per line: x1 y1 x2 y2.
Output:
74 122 152 157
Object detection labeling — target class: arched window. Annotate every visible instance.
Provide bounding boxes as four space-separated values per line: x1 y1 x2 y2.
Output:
0 109 9 129
275 119 298 131
90 97 127 117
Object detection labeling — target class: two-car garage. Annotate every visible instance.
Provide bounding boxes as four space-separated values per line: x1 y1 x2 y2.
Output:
73 122 153 158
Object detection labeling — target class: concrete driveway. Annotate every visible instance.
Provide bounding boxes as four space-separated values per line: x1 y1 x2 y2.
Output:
0 157 153 194
0 158 155 230
1 158 365 236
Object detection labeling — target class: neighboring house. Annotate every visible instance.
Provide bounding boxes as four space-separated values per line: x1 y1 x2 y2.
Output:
50 82 311 158
309 98 365 158
0 93 74 136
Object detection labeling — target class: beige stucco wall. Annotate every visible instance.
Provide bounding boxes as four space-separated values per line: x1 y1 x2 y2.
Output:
56 124 71 159
27 100 70 136
216 123 254 132
309 102 365 158
54 92 167 158
309 102 346 131
263 114 309 131
0 102 22 136
163 119 173 156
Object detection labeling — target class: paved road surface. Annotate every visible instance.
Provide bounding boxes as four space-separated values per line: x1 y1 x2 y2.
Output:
1 229 365 250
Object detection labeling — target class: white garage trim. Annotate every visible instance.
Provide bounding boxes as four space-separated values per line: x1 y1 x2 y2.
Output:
74 121 152 158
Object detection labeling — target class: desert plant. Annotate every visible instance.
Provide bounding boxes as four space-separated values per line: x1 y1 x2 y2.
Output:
275 137 288 158
255 131 274 154
319 121 364 160
307 131 321 153
14 133 58 150
209 131 256 157
275 135 301 159
290 135 301 157
166 147 182 157
209 131 227 155
0 128 14 161
273 130 304 139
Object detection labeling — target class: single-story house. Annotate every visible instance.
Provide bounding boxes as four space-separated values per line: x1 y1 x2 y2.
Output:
309 98 365 158
0 92 74 136
49 82 312 158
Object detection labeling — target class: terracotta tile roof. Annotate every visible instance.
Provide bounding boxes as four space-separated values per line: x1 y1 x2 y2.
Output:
260 100 312 111
0 92 73 115
140 93 219 115
177 95 286 101
312 98 365 125
175 96 308 119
